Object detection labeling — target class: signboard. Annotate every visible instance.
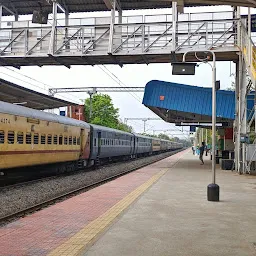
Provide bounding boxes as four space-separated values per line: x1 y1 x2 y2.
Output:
190 126 196 132
241 14 256 32
60 111 66 116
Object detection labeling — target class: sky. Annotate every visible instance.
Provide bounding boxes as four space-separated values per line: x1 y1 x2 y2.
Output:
0 4 251 138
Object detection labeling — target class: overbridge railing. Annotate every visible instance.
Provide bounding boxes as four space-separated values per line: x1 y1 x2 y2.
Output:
0 18 239 57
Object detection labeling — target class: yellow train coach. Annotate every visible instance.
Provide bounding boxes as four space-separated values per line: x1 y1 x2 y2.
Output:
0 101 90 174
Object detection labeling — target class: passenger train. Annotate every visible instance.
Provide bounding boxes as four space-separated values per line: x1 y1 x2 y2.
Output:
0 100 183 175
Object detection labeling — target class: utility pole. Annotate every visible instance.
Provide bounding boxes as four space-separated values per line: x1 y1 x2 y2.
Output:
124 118 162 133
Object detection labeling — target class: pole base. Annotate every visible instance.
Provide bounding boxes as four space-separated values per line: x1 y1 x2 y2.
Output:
207 183 220 201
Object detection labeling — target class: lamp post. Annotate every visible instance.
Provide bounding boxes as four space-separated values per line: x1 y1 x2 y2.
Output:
181 50 219 202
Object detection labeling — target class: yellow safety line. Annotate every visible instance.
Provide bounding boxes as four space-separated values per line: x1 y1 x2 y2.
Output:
47 168 171 256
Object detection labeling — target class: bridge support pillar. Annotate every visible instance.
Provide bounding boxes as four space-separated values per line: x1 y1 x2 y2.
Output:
240 58 248 173
49 0 57 55
172 1 177 51
65 9 70 50
0 5 2 29
235 53 248 174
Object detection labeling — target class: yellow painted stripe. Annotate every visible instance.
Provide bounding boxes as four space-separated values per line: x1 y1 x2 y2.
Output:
47 167 173 256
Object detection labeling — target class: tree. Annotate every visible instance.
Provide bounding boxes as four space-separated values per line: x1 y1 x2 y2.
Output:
84 94 133 132
117 120 133 133
158 133 173 141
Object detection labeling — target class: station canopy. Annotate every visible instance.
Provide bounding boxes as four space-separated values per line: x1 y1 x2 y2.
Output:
1 0 255 16
142 80 255 127
0 78 75 110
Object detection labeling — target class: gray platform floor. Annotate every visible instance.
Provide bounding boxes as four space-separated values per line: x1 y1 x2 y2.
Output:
83 151 256 256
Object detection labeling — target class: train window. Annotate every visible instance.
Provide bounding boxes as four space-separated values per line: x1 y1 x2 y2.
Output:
0 131 4 144
34 134 39 144
8 131 15 144
69 136 72 145
41 135 46 144
26 133 32 144
77 137 80 145
73 137 77 145
53 135 58 145
59 136 63 145
17 132 23 144
64 137 68 145
47 135 52 144
94 138 96 146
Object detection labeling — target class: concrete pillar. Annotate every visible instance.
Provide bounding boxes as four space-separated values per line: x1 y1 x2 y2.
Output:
65 10 70 50
0 5 2 29
235 58 241 173
240 58 247 173
172 1 177 51
108 0 116 53
49 0 57 54
118 9 122 24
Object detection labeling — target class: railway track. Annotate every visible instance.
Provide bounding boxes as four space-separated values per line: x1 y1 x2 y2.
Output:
0 149 184 225
0 175 59 191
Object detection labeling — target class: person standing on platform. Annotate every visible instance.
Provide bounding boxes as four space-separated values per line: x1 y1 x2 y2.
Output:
192 146 195 155
199 142 205 165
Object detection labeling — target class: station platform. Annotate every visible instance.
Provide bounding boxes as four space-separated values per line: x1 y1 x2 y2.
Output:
0 149 256 256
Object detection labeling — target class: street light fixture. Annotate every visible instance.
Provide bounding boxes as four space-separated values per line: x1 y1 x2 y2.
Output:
172 50 220 202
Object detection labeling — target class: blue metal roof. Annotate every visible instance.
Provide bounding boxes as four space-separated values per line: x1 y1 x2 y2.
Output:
143 80 236 121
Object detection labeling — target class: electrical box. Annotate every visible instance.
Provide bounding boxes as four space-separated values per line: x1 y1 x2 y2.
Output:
171 62 197 75
215 80 220 90
240 134 249 143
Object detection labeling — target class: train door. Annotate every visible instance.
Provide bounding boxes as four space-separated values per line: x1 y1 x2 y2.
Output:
80 128 90 160
80 129 85 157
130 136 134 154
97 131 101 157
134 136 138 156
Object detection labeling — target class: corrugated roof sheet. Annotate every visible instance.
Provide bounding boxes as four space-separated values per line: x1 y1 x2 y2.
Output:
1 0 255 16
0 78 75 110
143 80 235 120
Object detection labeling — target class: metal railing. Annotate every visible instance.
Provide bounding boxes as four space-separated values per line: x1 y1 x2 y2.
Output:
0 18 239 57
0 11 234 29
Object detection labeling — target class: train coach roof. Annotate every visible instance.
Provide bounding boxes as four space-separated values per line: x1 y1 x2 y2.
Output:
133 133 159 140
89 123 133 136
0 100 90 128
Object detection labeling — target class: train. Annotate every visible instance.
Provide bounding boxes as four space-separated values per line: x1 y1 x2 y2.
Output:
0 100 183 175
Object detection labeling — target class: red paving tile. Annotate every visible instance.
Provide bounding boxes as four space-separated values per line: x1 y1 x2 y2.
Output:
0 150 187 256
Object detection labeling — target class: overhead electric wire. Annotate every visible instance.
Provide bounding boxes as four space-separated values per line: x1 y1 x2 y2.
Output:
98 65 143 103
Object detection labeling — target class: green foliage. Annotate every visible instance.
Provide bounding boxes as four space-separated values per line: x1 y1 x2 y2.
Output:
84 94 133 132
116 121 133 133
157 133 173 141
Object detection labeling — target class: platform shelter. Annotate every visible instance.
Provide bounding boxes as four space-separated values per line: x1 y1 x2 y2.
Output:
0 78 75 110
143 80 255 165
